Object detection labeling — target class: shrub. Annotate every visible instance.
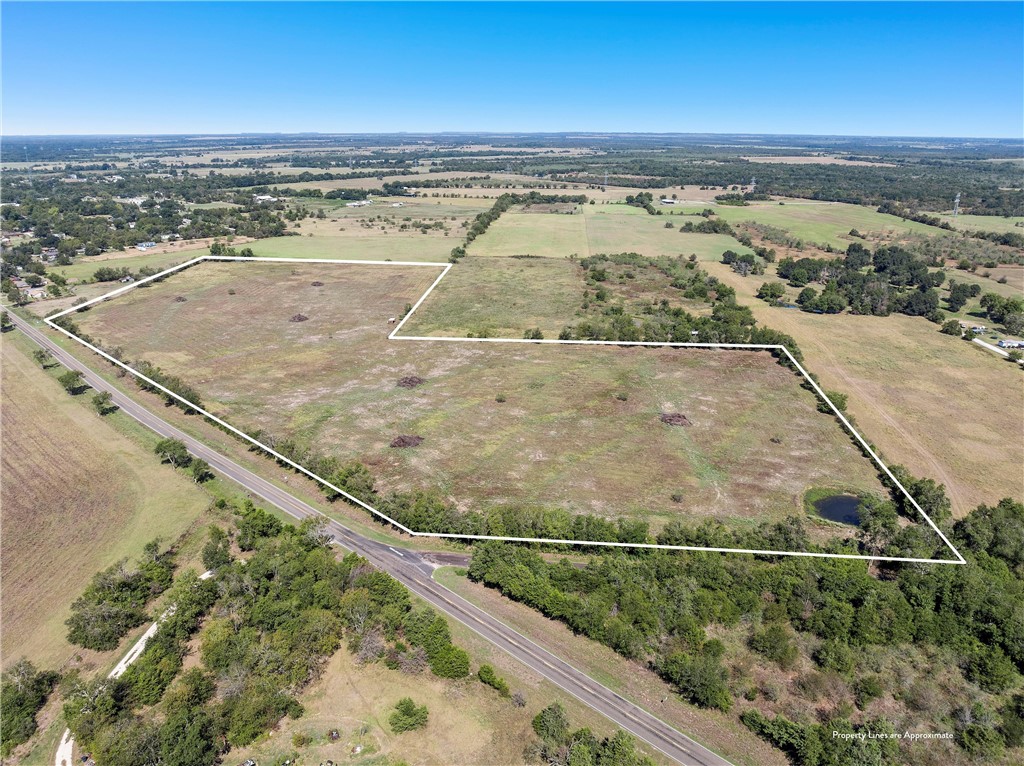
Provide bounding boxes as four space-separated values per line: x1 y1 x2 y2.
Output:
478 664 510 697
389 698 428 733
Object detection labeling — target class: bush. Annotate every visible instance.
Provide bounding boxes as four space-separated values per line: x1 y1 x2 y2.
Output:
854 676 884 709
389 697 428 733
478 664 510 697
531 702 569 743
749 623 798 669
429 645 470 679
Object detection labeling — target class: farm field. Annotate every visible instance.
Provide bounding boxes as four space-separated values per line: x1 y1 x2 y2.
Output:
72 260 888 542
702 259 1024 515
0 333 209 669
470 204 752 260
673 200 940 248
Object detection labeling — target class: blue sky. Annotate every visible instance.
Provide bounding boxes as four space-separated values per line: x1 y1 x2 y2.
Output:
2 2 1021 138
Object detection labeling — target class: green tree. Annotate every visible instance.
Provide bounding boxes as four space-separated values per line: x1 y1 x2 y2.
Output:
477 664 510 697
940 319 963 336
0 310 11 331
32 348 51 367
749 624 798 669
188 459 213 484
756 281 786 306
154 438 191 468
58 369 85 394
388 697 428 733
0 659 59 756
532 702 569 744
92 391 114 415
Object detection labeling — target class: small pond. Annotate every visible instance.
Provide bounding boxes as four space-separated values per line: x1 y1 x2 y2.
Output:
813 494 862 526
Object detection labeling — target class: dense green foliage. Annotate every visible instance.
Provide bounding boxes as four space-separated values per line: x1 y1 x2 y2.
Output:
0 660 59 756
65 540 175 650
469 496 1024 762
527 702 655 766
59 506 475 763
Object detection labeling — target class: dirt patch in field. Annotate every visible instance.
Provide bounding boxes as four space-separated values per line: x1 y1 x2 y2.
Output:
174 296 187 303
311 281 324 287
660 413 692 427
397 376 425 389
290 314 308 322
390 435 424 448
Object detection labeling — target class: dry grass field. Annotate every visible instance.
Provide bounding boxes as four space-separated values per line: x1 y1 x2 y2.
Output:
403 255 584 338
0 334 209 669
703 259 1024 515
73 260 887 542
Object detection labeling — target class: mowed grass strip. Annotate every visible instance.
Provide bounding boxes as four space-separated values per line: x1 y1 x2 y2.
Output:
0 334 209 669
75 261 886 538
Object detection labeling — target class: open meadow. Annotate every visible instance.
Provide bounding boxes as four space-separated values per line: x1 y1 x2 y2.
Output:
672 200 941 249
71 260 888 541
701 258 1024 514
471 203 752 260
0 333 209 669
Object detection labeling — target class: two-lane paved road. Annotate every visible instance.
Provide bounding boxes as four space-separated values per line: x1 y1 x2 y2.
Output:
9 312 733 766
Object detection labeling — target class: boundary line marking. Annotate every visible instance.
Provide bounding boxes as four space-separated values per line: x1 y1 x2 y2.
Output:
46 255 966 565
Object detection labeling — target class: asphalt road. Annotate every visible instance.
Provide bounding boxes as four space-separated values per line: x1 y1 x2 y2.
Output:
10 312 733 766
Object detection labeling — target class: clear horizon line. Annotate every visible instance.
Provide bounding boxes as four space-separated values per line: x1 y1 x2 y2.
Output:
2 130 1022 142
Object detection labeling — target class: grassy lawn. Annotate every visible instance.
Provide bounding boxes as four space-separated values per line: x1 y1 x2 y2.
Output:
469 204 754 261
72 260 887 543
54 250 198 282
0 332 210 670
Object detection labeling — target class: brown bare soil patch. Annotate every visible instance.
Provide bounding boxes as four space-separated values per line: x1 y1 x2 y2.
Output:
290 313 308 322
174 296 187 303
397 376 425 389
660 413 692 427
390 435 424 448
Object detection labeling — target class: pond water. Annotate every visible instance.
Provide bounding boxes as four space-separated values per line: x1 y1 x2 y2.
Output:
813 494 861 526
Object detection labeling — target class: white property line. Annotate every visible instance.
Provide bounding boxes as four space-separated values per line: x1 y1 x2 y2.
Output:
46 255 965 565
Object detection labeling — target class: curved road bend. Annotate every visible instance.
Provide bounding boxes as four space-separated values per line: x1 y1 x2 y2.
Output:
11 314 732 766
